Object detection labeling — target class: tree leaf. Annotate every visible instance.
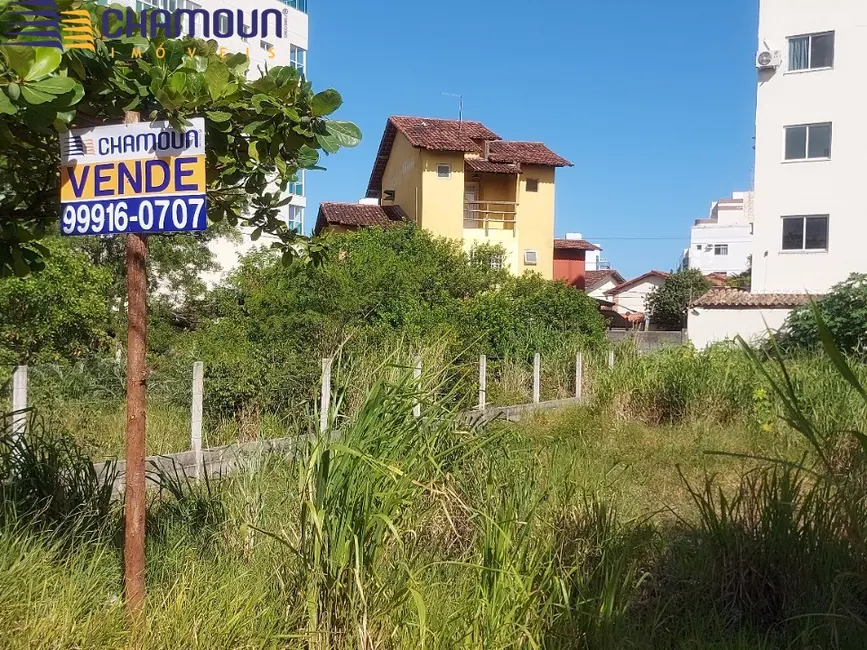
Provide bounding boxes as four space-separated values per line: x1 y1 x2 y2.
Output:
315 132 340 154
297 145 319 168
205 61 229 101
29 76 77 96
248 139 260 162
19 85 55 105
0 91 17 115
324 120 362 147
24 47 62 81
207 110 232 122
1 46 34 78
310 89 342 117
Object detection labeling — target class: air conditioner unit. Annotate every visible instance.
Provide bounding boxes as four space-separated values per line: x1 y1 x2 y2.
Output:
524 250 538 266
756 49 782 70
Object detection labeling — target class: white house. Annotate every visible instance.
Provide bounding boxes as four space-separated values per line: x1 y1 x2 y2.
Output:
585 270 625 302
690 0 867 348
679 191 754 276
605 271 668 317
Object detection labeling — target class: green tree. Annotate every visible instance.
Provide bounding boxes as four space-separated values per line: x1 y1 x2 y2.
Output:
0 237 111 363
0 0 361 276
645 269 712 331
778 273 867 354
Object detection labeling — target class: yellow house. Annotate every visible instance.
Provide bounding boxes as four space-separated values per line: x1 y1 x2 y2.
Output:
314 116 572 279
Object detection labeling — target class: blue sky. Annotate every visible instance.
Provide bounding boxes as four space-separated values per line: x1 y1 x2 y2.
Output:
304 0 759 279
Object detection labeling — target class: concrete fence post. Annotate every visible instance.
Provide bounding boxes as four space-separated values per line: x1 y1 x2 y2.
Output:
11 365 28 439
533 353 541 404
478 355 487 411
413 357 422 418
608 349 615 369
320 358 333 436
575 352 583 401
190 362 204 479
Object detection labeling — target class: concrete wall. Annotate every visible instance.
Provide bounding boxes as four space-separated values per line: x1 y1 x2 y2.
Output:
554 249 587 289
688 306 792 349
752 0 867 294
515 165 555 279
607 329 687 351
382 132 423 223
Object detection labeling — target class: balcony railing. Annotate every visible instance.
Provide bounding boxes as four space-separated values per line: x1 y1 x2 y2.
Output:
464 200 518 233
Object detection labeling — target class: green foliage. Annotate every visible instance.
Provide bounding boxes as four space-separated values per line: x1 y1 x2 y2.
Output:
645 269 712 331
0 237 111 364
778 273 867 354
0 0 360 276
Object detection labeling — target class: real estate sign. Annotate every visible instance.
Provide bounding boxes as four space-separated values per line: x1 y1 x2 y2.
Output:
60 118 207 236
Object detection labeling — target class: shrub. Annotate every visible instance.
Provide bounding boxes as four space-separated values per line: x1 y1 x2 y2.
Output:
778 273 867 354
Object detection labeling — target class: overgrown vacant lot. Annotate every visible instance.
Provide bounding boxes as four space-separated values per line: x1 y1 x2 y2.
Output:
5 342 867 649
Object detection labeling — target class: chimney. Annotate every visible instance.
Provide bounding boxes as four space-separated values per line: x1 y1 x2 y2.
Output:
358 197 380 206
483 140 491 160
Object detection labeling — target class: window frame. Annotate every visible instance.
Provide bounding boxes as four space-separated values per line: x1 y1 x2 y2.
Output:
287 205 304 233
783 122 832 162
787 31 835 72
524 250 538 266
713 244 729 256
436 163 451 179
526 178 539 193
780 215 829 252
290 45 307 76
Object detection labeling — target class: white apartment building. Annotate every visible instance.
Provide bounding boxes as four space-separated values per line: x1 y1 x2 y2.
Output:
690 0 866 348
751 0 866 294
679 191 754 276
105 0 310 282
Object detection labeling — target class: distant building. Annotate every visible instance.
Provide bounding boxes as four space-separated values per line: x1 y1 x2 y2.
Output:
317 116 573 279
679 191 754 275
585 270 626 302
605 271 669 317
553 234 601 290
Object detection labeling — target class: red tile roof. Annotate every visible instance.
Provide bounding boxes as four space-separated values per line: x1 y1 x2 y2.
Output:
554 238 600 251
488 141 573 167
585 270 626 291
314 202 408 235
691 288 813 309
465 158 521 175
366 116 571 198
606 271 669 296
389 116 500 151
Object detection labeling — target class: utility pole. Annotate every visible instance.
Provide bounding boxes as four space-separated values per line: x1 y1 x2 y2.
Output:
122 110 148 625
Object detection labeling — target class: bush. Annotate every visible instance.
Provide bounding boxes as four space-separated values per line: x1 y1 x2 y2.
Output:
778 273 867 354
645 269 712 331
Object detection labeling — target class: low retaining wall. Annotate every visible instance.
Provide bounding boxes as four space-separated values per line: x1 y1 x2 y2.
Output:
607 330 687 351
97 397 584 494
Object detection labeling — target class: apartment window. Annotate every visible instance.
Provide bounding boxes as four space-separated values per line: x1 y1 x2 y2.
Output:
437 164 451 179
782 215 829 251
241 26 250 43
288 206 304 234
261 40 273 52
714 244 729 256
695 244 702 251
785 123 831 160
524 250 538 266
789 32 834 71
280 0 308 13
526 179 539 192
290 45 307 76
288 171 304 196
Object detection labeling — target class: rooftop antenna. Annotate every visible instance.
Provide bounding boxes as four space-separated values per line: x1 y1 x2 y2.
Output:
442 92 463 131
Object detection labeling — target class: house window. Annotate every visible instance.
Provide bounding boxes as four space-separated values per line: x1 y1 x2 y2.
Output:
526 179 539 192
288 206 304 233
785 123 831 160
436 164 451 179
490 253 504 271
524 250 538 266
280 0 308 13
782 215 829 251
290 45 307 76
695 244 702 251
789 32 834 71
714 244 729 256
261 40 273 52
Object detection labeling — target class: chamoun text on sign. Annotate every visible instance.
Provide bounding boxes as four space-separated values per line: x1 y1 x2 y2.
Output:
60 118 207 236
